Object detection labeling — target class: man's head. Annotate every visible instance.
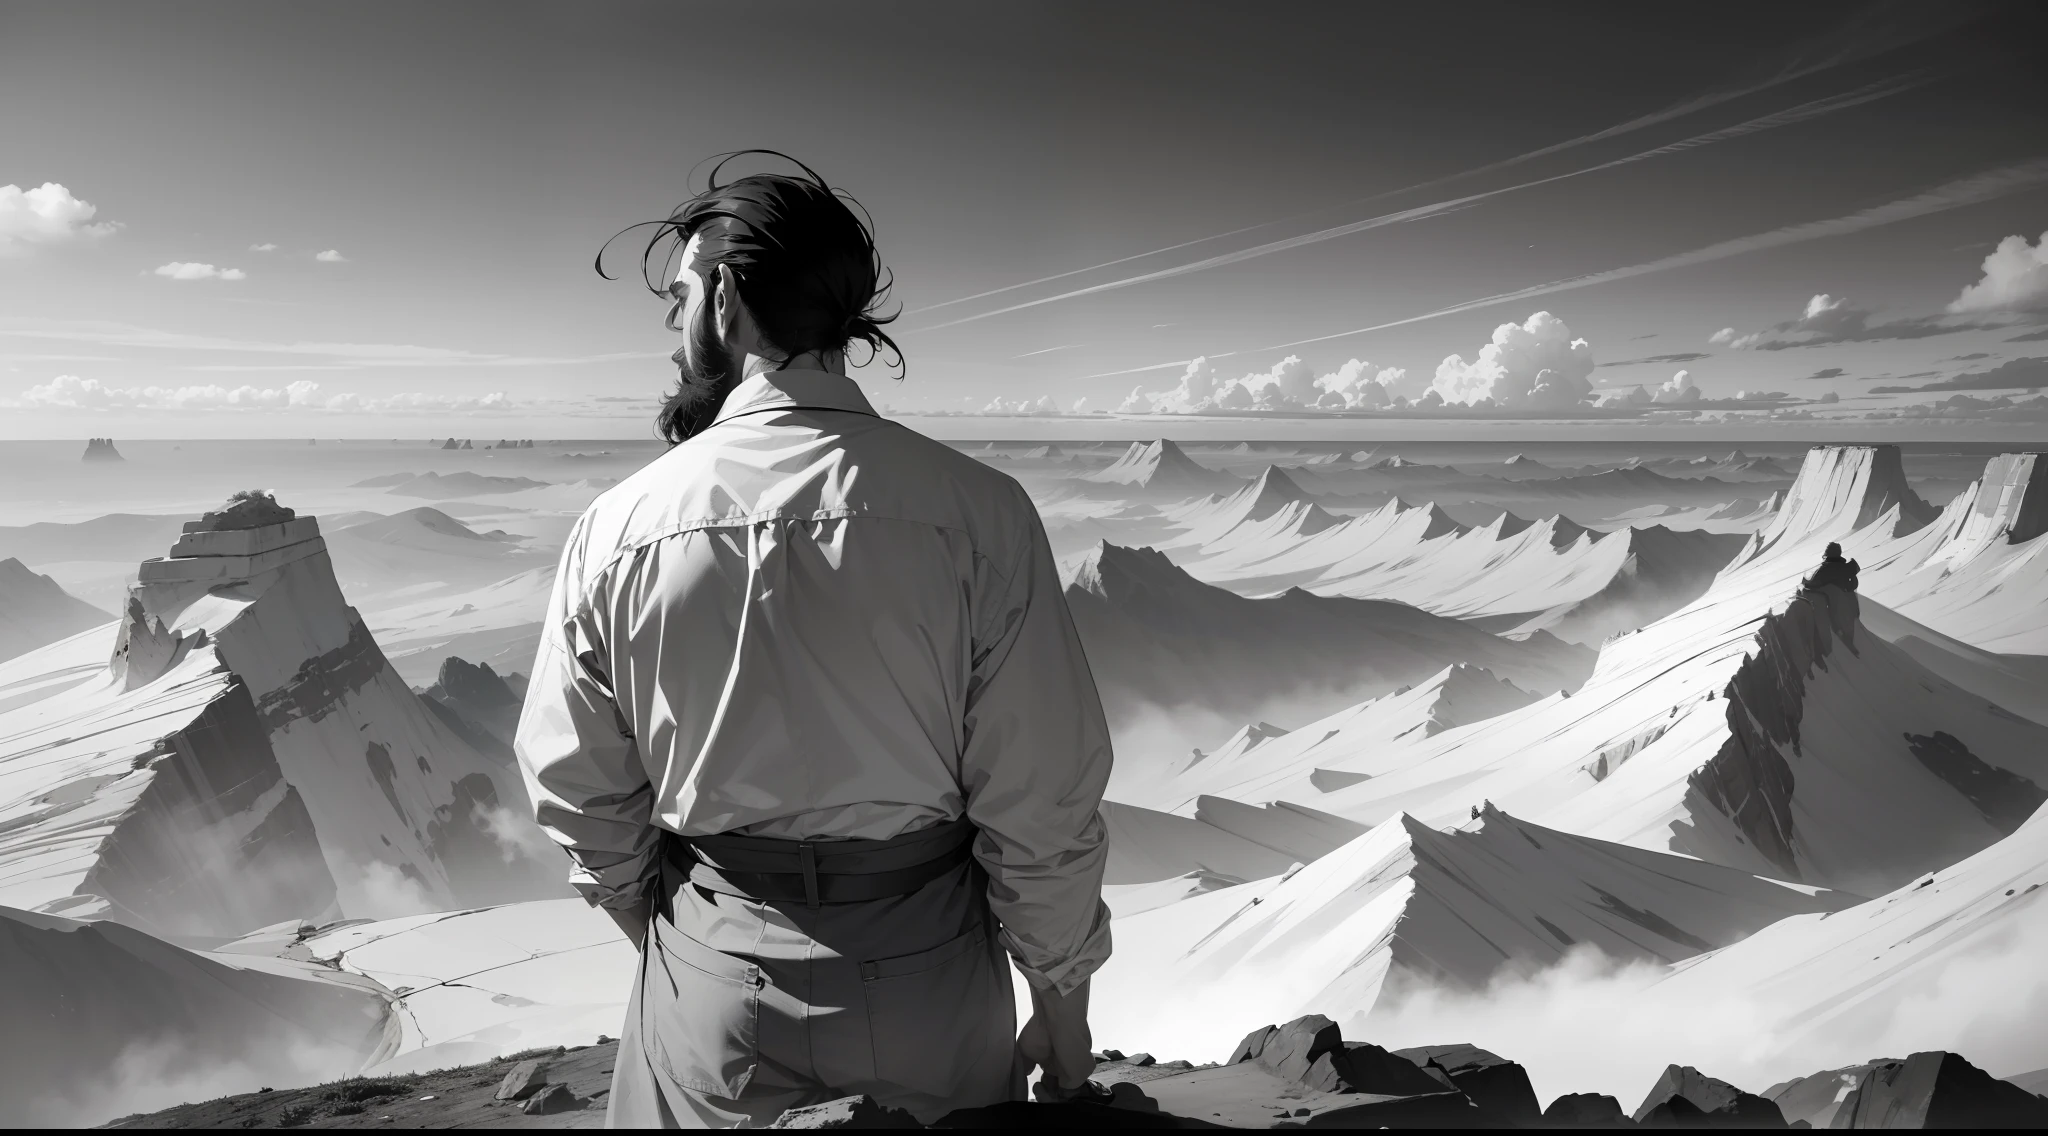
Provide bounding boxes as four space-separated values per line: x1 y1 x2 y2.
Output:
604 152 900 444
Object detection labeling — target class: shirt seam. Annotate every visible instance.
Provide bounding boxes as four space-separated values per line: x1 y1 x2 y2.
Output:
563 508 1023 627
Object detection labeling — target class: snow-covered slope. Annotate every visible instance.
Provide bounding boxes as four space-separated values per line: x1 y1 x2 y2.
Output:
0 642 339 935
1160 466 1346 553
1091 807 1856 1059
1653 792 2048 1075
0 556 111 663
1177 496 1745 646
0 494 565 934
1854 452 2048 654
0 904 393 1126
1262 450 2048 896
298 899 633 1076
1064 542 1595 756
1125 665 1540 814
1085 438 1248 498
1099 800 1302 886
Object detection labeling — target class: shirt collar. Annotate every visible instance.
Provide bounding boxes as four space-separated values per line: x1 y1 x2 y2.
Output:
712 368 879 425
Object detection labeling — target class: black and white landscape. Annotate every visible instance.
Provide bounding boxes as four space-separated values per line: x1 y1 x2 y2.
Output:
7 0 2048 1128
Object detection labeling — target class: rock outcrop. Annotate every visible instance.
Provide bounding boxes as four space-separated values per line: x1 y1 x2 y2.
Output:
1631 1064 1787 1127
0 492 564 937
82 436 124 462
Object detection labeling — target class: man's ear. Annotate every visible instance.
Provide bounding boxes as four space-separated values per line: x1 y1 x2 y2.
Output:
714 263 741 336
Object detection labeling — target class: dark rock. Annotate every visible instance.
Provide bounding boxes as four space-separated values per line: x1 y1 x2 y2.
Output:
493 1059 546 1101
1228 1025 1276 1065
1832 1051 2048 1129
436 657 519 708
1251 1014 1342 1083
1544 1092 1634 1127
520 1083 581 1115
83 437 125 462
1305 1041 1455 1097
1801 542 1859 593
768 1094 919 1128
1398 1044 1543 1126
191 490 296 532
1129 1053 1156 1067
930 1100 1218 1128
1634 1064 1786 1127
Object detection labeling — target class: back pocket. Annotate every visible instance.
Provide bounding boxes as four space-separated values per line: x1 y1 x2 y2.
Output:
861 924 1004 1099
643 915 765 1098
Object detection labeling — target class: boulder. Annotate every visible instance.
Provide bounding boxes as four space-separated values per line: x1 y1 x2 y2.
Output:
520 1083 582 1115
494 1059 547 1101
768 1094 920 1129
1832 1051 2048 1129
928 1100 1205 1128
1398 1044 1543 1126
1304 1042 1454 1097
1633 1064 1786 1128
1248 1014 1341 1083
1544 1092 1634 1127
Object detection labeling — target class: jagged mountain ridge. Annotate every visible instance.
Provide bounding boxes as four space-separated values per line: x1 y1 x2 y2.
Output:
0 494 565 937
1064 541 1595 777
1172 494 1745 646
1123 664 1541 815
1084 438 1249 497
1093 806 1858 1056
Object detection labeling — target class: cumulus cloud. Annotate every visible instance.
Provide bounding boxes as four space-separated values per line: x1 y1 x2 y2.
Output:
16 375 511 413
1121 356 1226 414
248 242 278 252
1949 230 2048 314
1652 369 1701 403
982 393 1058 415
0 182 119 253
315 249 346 262
153 262 246 282
1433 311 1595 408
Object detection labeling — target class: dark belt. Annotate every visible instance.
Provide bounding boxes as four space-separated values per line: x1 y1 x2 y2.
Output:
665 815 978 908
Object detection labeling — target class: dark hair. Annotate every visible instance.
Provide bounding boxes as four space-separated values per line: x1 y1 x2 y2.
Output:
598 151 903 438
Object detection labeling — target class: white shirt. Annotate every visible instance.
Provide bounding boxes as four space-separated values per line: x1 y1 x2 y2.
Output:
515 368 1112 993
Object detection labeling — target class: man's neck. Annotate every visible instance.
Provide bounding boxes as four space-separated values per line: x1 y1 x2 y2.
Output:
742 348 847 379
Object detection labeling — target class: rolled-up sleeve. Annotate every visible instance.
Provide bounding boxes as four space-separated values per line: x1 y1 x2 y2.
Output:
514 520 659 911
960 499 1114 996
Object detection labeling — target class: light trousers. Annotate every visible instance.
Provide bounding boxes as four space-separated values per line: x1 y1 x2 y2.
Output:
607 858 1024 1128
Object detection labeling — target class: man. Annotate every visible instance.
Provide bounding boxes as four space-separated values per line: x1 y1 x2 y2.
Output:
516 153 1112 1128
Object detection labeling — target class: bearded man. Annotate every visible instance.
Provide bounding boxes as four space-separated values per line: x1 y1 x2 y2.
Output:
516 152 1112 1127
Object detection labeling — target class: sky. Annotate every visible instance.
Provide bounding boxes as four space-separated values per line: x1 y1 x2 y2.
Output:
3 0 2048 439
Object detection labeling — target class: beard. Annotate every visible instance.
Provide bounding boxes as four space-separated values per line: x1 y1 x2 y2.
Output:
656 300 740 444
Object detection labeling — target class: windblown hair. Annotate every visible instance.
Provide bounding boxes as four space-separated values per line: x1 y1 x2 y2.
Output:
597 151 903 443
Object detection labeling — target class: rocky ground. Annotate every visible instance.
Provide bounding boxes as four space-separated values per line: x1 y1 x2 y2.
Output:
99 1044 616 1130
96 1016 2048 1130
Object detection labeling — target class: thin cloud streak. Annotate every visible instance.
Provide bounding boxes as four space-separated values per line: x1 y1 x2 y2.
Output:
1011 342 1089 358
911 76 1928 334
905 4 1964 319
0 318 665 368
1256 158 2048 353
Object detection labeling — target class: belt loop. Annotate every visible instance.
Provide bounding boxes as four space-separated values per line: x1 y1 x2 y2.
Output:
798 842 820 908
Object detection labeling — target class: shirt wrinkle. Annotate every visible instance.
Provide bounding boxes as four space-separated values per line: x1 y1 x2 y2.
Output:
515 369 1113 995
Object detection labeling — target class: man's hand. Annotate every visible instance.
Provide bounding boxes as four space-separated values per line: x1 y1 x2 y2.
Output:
1017 976 1096 1094
605 897 653 952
